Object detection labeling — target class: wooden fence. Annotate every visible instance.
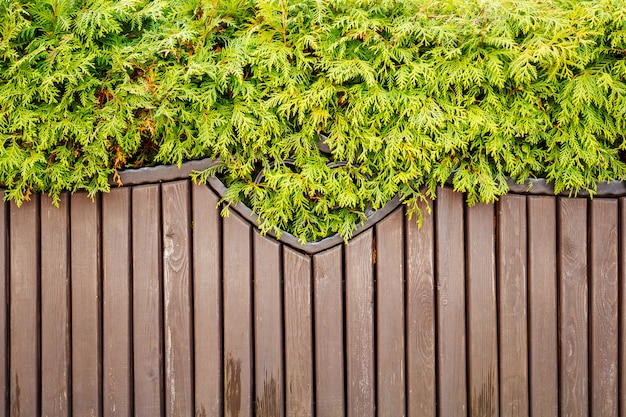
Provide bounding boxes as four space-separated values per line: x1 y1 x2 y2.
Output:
1 160 625 416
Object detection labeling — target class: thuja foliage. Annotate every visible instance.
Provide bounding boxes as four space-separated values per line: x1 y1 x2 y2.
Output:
2 0 626 241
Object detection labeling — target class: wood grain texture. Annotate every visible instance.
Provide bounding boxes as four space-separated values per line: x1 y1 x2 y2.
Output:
313 246 345 417
375 208 405 417
40 193 70 417
191 184 223 417
589 199 618 417
405 198 436 417
253 231 284 417
620 198 626 417
223 213 253 417
284 248 314 417
0 194 6 416
162 181 194 417
9 197 40 417
132 185 164 416
435 187 467 416
497 194 529 417
466 202 498 417
558 198 589 417
527 196 558 417
345 229 375 417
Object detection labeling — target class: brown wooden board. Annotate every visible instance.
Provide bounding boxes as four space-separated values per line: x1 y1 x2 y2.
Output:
102 188 132 417
40 193 70 417
527 196 558 416
375 208 406 416
223 213 253 417
465 202 498 417
253 231 284 417
0 193 6 415
70 193 102 417
283 247 314 416
497 194 529 417
132 184 164 416
405 198 436 417
558 198 589 417
589 199 619 416
435 187 467 416
621 198 626 416
313 246 345 417
162 181 194 416
191 184 223 417
345 229 375 417
9 197 40 416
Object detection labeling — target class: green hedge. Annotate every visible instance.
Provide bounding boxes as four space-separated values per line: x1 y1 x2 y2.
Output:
2 0 626 241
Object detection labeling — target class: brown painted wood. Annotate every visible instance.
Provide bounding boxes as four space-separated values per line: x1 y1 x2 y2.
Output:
0 193 6 415
375 208 405 417
40 193 70 417
162 181 194 416
253 231 284 417
9 197 40 417
345 229 375 417
313 246 345 417
223 212 253 417
435 187 467 416
284 247 314 416
132 184 164 416
527 196 558 417
191 184 223 417
466 202 498 417
558 198 589 417
405 198 436 417
589 199 619 416
497 194 529 417
620 198 626 417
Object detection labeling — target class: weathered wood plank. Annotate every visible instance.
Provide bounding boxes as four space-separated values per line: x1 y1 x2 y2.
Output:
527 196 558 417
223 213 252 417
191 184 223 417
313 246 345 417
375 208 405 417
9 197 40 417
162 181 194 417
589 199 619 416
41 193 70 417
405 198 436 417
621 198 626 417
497 194 529 417
435 187 467 416
284 248 314 417
558 198 588 417
466 202 498 417
345 229 375 417
71 194 102 417
253 231 284 417
0 193 6 416
132 184 164 416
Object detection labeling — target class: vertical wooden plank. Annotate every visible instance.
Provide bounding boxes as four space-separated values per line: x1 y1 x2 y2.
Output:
406 198 436 417
527 196 558 417
162 181 194 417
435 187 467 416
313 246 345 417
192 184 222 417
375 208 405 417
621 198 626 417
0 193 6 415
9 197 39 416
466 202 498 417
223 213 252 417
71 194 102 417
41 194 70 417
345 229 375 417
558 198 588 417
132 184 164 416
253 232 284 417
589 199 618 416
497 194 529 417
102 188 132 417
284 248 314 416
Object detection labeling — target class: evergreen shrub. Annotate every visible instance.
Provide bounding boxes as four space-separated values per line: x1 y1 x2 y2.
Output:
2 0 626 241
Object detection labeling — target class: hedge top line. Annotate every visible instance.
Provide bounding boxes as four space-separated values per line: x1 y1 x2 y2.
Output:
2 0 626 241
